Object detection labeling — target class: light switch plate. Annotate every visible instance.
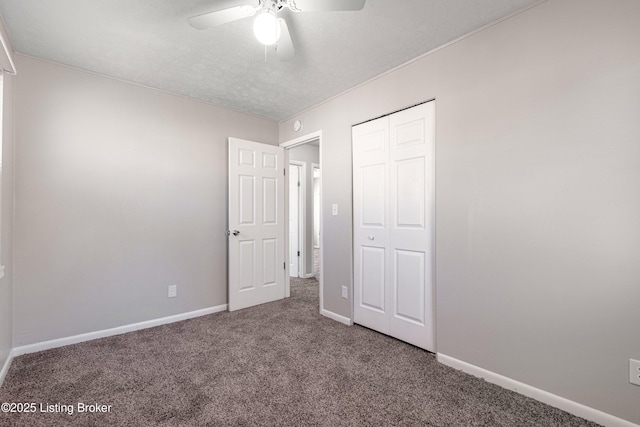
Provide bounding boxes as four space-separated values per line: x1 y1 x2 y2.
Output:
630 359 640 386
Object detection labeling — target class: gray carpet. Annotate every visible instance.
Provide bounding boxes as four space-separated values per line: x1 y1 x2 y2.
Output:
0 278 598 426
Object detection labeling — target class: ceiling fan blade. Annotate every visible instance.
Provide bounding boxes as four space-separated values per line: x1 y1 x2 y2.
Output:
277 18 295 61
188 5 257 30
291 0 366 12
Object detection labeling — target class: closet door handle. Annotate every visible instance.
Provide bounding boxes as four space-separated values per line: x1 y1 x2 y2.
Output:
368 235 375 240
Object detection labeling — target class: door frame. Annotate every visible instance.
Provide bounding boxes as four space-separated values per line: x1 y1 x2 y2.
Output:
280 130 323 310
288 160 305 278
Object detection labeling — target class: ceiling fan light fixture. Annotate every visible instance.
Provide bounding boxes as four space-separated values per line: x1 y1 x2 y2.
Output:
253 9 281 45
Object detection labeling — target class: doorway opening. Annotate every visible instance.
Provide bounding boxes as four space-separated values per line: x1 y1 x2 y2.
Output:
288 161 304 278
312 164 320 278
280 130 323 312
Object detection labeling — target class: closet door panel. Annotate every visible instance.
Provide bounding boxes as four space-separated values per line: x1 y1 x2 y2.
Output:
394 249 425 324
395 157 426 229
353 117 390 334
361 164 386 227
388 102 435 351
360 246 386 311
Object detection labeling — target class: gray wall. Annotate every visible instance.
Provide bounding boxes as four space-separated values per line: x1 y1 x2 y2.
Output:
279 0 640 423
13 55 278 346
289 143 319 277
0 71 14 371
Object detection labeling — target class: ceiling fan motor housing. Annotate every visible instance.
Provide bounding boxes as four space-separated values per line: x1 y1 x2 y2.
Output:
260 0 282 12
259 0 302 13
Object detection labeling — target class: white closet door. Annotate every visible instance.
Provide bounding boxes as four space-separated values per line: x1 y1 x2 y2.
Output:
388 102 435 351
353 102 435 352
353 117 390 333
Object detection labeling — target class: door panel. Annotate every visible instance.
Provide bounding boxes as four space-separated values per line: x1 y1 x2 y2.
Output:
353 118 389 333
239 148 255 166
238 240 255 291
395 157 425 228
361 246 386 311
229 138 285 311
388 102 435 351
361 164 386 227
362 129 386 153
262 152 278 169
239 175 255 225
394 249 425 324
395 118 425 148
263 177 278 225
262 238 278 286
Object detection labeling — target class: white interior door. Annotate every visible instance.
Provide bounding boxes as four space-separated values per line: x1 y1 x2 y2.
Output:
353 102 435 351
228 137 285 311
289 164 301 277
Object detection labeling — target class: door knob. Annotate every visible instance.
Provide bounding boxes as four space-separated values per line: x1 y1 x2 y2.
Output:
368 235 375 240
227 230 240 236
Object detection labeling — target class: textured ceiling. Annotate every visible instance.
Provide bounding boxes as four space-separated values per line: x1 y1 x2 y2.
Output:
0 0 541 121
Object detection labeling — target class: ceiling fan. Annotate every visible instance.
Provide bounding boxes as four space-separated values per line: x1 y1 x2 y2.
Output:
188 0 366 61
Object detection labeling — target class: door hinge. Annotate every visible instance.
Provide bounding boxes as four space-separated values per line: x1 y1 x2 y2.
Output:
298 181 301 187
284 169 286 176
284 262 286 270
297 251 300 257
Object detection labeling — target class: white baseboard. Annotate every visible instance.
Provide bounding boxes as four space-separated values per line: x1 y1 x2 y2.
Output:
0 349 15 386
437 353 639 427
321 308 353 326
13 305 227 357
303 273 316 279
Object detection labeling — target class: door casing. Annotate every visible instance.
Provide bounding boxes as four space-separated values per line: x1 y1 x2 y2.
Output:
280 131 325 311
